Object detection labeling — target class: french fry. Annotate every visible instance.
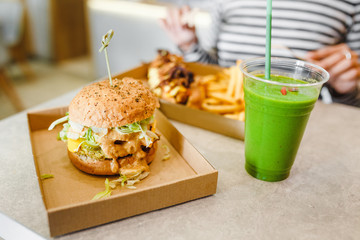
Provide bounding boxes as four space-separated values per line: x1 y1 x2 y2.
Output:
226 66 237 97
201 102 243 114
240 74 244 100
217 70 230 80
223 112 241 120
239 111 245 121
207 82 228 92
234 60 244 101
208 92 237 104
200 75 217 84
203 97 221 105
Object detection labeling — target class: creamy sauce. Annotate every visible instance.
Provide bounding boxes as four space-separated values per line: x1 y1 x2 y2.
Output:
97 129 150 174
110 159 120 173
119 157 149 178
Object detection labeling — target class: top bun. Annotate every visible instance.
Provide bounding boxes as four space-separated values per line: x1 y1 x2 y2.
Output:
69 77 159 128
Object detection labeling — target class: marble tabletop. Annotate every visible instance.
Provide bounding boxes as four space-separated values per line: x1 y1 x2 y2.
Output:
0 89 359 240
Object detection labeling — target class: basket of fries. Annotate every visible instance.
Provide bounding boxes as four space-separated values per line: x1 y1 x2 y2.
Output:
158 60 245 140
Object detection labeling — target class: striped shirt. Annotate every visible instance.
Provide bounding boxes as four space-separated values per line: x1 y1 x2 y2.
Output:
183 0 360 106
184 0 360 67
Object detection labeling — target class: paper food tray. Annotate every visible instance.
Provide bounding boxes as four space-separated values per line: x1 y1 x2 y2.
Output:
27 107 218 236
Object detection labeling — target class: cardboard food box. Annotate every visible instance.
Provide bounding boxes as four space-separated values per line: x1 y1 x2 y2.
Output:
27 107 218 237
115 62 245 140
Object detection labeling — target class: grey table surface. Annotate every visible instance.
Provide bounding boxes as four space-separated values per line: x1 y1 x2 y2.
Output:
0 89 359 240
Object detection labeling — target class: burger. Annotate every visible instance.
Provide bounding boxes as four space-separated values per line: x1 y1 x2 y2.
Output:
48 77 160 180
147 49 203 107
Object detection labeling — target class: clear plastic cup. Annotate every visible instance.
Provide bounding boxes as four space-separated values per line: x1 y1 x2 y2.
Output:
240 58 329 182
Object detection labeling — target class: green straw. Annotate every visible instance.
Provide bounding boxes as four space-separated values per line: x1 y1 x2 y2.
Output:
265 0 272 80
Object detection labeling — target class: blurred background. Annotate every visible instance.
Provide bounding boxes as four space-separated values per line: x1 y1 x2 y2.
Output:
0 0 212 120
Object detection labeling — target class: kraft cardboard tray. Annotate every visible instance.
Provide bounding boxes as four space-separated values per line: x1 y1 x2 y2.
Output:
115 62 245 140
27 107 218 237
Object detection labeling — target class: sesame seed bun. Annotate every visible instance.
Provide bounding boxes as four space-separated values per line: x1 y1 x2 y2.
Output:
69 77 159 128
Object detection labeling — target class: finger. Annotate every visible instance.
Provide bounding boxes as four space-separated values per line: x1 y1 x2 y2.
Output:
158 18 169 31
329 66 360 94
346 67 360 80
331 74 358 94
182 5 191 12
180 6 190 27
166 8 179 30
306 43 347 60
329 58 358 79
335 67 360 83
180 6 192 17
316 50 344 70
170 7 183 31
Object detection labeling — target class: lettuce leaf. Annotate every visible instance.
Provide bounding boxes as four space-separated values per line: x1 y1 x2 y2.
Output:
48 114 69 130
92 178 112 200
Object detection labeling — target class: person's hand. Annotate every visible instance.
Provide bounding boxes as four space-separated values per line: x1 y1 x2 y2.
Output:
304 43 360 94
159 6 198 52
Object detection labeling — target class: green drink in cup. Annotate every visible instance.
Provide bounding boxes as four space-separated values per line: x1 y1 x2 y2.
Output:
240 58 329 182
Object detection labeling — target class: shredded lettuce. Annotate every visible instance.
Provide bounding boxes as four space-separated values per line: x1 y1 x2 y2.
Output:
74 140 86 152
115 116 156 147
139 124 151 147
162 144 171 161
110 174 128 187
48 115 69 130
120 174 128 187
92 172 150 200
92 178 112 200
126 179 140 186
58 123 70 142
116 116 154 134
40 174 54 179
70 127 101 153
116 122 142 134
68 120 84 132
83 128 99 147
109 172 149 190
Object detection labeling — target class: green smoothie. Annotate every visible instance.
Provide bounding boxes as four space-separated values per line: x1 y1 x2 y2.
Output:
244 74 319 181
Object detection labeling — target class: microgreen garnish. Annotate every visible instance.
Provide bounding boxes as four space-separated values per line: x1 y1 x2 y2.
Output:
99 29 114 87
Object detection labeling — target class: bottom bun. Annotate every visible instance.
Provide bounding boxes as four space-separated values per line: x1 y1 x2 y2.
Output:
68 141 157 176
